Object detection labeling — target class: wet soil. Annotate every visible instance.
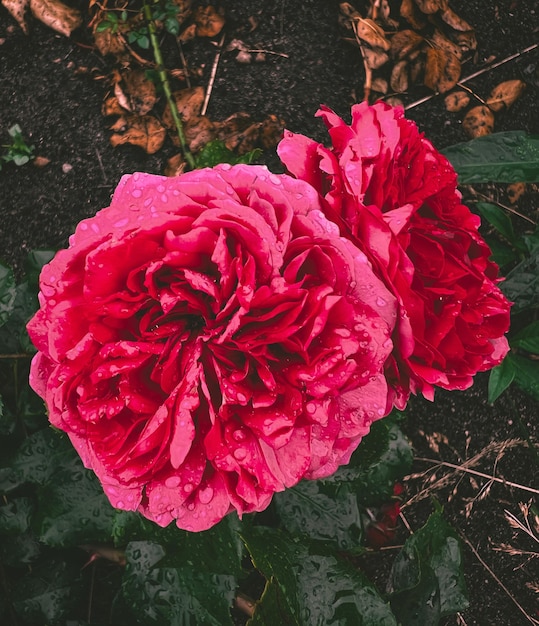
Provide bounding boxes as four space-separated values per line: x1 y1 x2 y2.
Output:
0 0 538 624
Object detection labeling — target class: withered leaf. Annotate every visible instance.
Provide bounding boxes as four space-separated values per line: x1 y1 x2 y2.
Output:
400 0 427 29
170 0 192 25
354 17 390 51
390 29 424 60
194 4 224 38
440 8 474 32
506 182 526 204
363 46 389 70
259 114 286 150
121 69 157 115
29 0 81 37
414 0 448 14
444 90 470 112
372 77 389 93
463 105 495 138
178 22 196 43
163 86 205 128
184 115 216 152
339 2 361 28
430 28 462 60
102 95 126 117
390 59 409 93
487 79 526 112
165 153 187 177
424 46 461 93
450 30 477 52
1 0 29 33
110 115 166 153
93 26 127 58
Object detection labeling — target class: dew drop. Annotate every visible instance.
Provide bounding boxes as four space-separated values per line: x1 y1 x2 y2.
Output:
233 448 247 460
198 487 214 504
165 476 181 488
183 483 194 493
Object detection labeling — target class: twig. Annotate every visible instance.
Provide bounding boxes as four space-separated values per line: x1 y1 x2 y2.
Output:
142 0 195 169
405 43 538 110
176 38 191 88
201 32 225 117
473 190 536 225
95 148 108 184
413 457 539 495
457 528 539 625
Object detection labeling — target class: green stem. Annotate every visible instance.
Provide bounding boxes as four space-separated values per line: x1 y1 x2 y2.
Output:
142 0 196 170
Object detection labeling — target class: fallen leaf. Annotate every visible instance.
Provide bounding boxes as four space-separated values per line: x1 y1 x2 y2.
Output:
30 0 81 37
178 21 196 43
165 153 187 177
390 59 409 92
1 0 29 33
400 0 427 29
93 25 127 58
424 46 461 92
414 0 448 14
163 86 205 128
184 115 216 152
463 105 495 138
371 77 389 93
444 90 470 112
430 28 462 60
339 2 361 27
102 95 126 117
33 155 50 167
449 29 477 52
506 182 526 204
363 46 389 70
193 5 224 38
354 17 391 51
385 96 405 107
259 114 285 150
390 29 424 60
170 0 192 25
121 69 157 115
440 7 474 32
110 115 166 153
487 79 526 112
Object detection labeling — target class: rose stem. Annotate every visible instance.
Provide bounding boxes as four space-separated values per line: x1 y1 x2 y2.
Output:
142 0 196 170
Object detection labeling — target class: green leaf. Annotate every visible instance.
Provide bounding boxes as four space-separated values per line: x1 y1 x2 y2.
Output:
510 353 539 401
35 462 115 547
511 320 539 353
12 557 83 624
475 202 519 246
501 246 539 313
195 140 262 168
0 262 16 327
0 497 34 534
24 249 55 289
485 236 519 269
0 529 41 566
243 528 397 625
388 509 468 624
488 355 516 403
442 131 539 183
121 541 236 626
274 479 364 551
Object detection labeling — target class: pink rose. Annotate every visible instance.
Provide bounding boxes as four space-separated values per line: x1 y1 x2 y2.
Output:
27 165 396 531
278 102 511 408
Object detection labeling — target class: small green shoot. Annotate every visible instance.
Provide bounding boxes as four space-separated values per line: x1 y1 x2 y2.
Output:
0 124 35 171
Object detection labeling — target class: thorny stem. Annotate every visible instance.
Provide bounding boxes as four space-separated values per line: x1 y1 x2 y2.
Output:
142 0 195 170
412 457 539 495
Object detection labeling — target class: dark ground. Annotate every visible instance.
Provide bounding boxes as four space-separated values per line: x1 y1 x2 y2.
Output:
0 0 538 624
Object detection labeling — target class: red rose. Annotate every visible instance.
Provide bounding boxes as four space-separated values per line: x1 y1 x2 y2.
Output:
278 103 511 408
27 165 397 531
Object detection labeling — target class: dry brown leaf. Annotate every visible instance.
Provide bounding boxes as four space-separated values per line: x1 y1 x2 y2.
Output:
120 70 157 115
440 8 473 32
372 77 389 93
33 155 50 167
414 0 448 14
163 86 205 128
339 2 361 28
409 53 424 83
400 0 427 29
93 26 127 58
178 22 196 43
363 46 389 70
110 115 166 154
424 46 461 92
194 4 224 38
444 90 470 112
29 0 81 37
259 114 286 150
170 0 192 25
487 79 526 112
450 30 477 52
430 28 462 60
390 29 424 60
385 96 405 107
102 95 126 117
184 116 216 152
463 105 495 138
390 59 409 92
354 17 390 51
506 182 526 204
1 0 29 33
165 153 188 177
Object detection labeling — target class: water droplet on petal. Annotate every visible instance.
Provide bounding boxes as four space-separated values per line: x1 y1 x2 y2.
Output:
198 487 214 504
